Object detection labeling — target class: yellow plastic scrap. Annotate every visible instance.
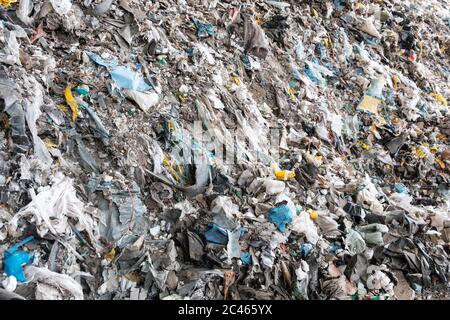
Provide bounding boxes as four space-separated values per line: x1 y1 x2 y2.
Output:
357 95 381 115
430 92 448 107
357 141 370 150
308 209 319 220
64 85 80 122
288 88 297 102
392 75 399 91
104 248 116 262
311 8 318 17
323 37 330 49
0 0 17 8
178 95 186 104
272 163 295 181
232 76 242 86
163 155 181 182
44 140 57 149
274 169 296 181
412 147 426 158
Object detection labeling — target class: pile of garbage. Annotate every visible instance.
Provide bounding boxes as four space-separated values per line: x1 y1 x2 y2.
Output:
0 0 449 300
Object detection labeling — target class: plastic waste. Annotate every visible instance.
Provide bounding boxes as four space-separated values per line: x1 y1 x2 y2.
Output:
308 210 319 220
204 224 228 245
293 260 309 300
50 0 72 15
93 0 114 16
1 276 17 292
430 92 448 107
265 1 290 10
300 243 314 258
8 173 99 242
211 196 240 219
87 52 153 92
3 236 35 282
0 0 17 8
265 179 285 195
243 17 270 59
227 228 242 261
0 0 449 302
357 224 388 246
240 252 252 265
64 85 80 122
23 81 53 167
24 266 84 300
345 230 366 255
357 16 381 38
357 76 386 115
394 183 409 194
192 18 216 38
366 265 393 293
291 211 319 244
304 60 334 86
83 104 110 139
268 204 293 232
123 90 159 113
272 164 296 181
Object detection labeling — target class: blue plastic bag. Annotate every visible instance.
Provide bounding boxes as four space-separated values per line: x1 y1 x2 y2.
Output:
268 205 294 232
3 236 35 282
204 224 246 245
240 252 252 265
87 52 152 92
192 18 216 38
205 224 229 244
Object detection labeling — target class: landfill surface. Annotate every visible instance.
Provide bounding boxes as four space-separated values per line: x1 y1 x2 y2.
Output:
0 0 449 300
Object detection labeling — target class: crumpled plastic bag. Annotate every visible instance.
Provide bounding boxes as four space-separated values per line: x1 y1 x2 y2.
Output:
23 78 53 167
226 228 242 262
244 22 269 59
50 0 72 16
291 211 319 244
211 196 240 219
366 265 393 293
293 260 310 300
268 204 293 232
123 90 159 113
242 15 269 59
24 266 83 300
357 223 388 245
87 52 152 92
87 51 159 112
16 0 34 25
345 229 366 255
8 173 99 242
0 23 27 66
356 177 384 214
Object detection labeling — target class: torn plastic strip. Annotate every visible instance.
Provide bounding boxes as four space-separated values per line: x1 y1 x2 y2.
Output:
68 129 99 173
0 78 29 148
23 81 53 167
65 85 80 122
82 104 110 139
